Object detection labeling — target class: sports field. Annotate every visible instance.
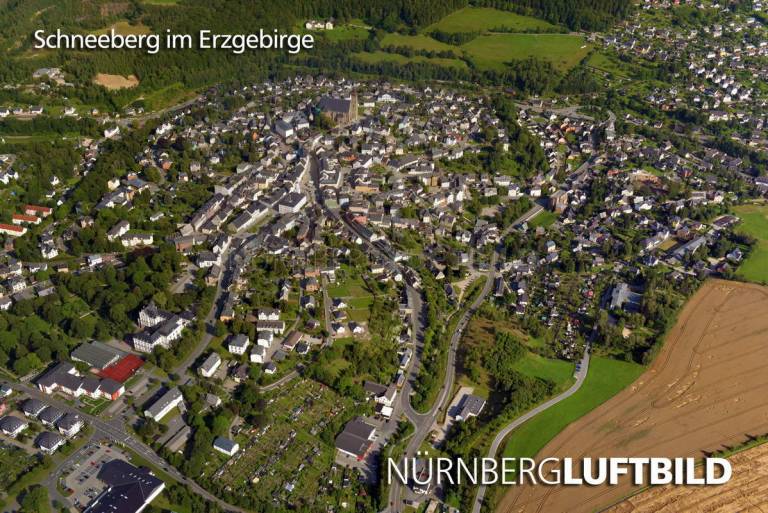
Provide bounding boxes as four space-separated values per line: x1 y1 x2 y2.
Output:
732 204 768 283
94 73 140 90
461 33 591 72
425 7 558 33
498 280 768 513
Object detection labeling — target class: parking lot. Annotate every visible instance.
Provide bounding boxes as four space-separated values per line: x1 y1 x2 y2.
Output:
62 443 129 509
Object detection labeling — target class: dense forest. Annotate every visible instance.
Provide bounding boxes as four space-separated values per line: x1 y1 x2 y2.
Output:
474 0 632 30
0 0 630 110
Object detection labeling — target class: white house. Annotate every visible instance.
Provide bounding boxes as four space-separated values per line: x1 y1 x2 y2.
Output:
228 334 250 355
199 352 222 378
213 436 239 457
250 345 266 364
256 330 273 348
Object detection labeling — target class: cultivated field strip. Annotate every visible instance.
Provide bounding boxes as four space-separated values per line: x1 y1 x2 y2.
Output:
608 442 768 512
497 280 768 513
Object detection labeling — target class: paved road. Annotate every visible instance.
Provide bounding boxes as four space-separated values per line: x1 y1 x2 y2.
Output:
389 263 496 512
260 369 300 392
1 379 246 513
171 255 229 378
470 345 591 513
385 201 547 511
42 431 96 510
171 231 257 379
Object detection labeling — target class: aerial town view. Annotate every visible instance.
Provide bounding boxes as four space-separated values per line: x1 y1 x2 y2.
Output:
0 0 767 512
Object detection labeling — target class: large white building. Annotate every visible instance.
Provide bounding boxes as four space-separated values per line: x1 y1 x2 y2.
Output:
133 304 192 353
144 387 183 422
36 362 125 401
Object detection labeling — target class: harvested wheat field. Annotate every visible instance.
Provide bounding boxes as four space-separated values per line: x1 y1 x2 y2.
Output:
497 279 768 513
608 442 768 512
94 73 139 90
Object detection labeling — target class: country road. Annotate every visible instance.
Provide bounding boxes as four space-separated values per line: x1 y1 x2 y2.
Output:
470 344 591 513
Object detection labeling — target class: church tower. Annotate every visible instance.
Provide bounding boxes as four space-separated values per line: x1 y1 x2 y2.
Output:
349 90 358 122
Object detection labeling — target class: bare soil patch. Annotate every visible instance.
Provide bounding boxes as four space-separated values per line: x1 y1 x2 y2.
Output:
94 73 140 90
497 279 768 513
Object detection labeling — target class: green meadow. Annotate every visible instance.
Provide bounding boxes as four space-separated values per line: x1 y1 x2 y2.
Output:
502 356 644 459
461 33 591 72
733 204 768 283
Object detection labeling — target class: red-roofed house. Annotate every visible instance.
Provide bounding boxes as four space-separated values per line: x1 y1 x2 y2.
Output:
12 214 40 225
24 205 52 217
0 223 26 236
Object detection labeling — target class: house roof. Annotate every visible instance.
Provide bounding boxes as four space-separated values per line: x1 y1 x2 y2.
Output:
335 417 375 458
36 431 64 449
99 378 123 396
213 436 238 454
228 334 249 349
458 394 486 418
363 381 387 396
200 352 221 373
71 341 120 369
318 96 352 114
335 431 371 458
84 459 164 513
38 406 64 424
0 415 26 433
145 387 182 418
22 398 47 416
57 412 83 431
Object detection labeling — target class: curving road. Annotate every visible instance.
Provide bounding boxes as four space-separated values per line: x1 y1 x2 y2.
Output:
470 344 591 513
388 264 497 512
385 201 546 512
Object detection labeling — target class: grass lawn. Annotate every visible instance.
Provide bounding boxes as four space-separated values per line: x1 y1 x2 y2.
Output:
528 209 557 228
322 21 370 42
587 50 632 78
327 282 367 298
511 352 573 390
352 51 468 70
425 7 558 33
461 33 591 72
141 0 179 4
153 495 192 513
502 356 644 460
80 396 111 416
733 204 768 283
133 82 197 111
381 33 456 53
